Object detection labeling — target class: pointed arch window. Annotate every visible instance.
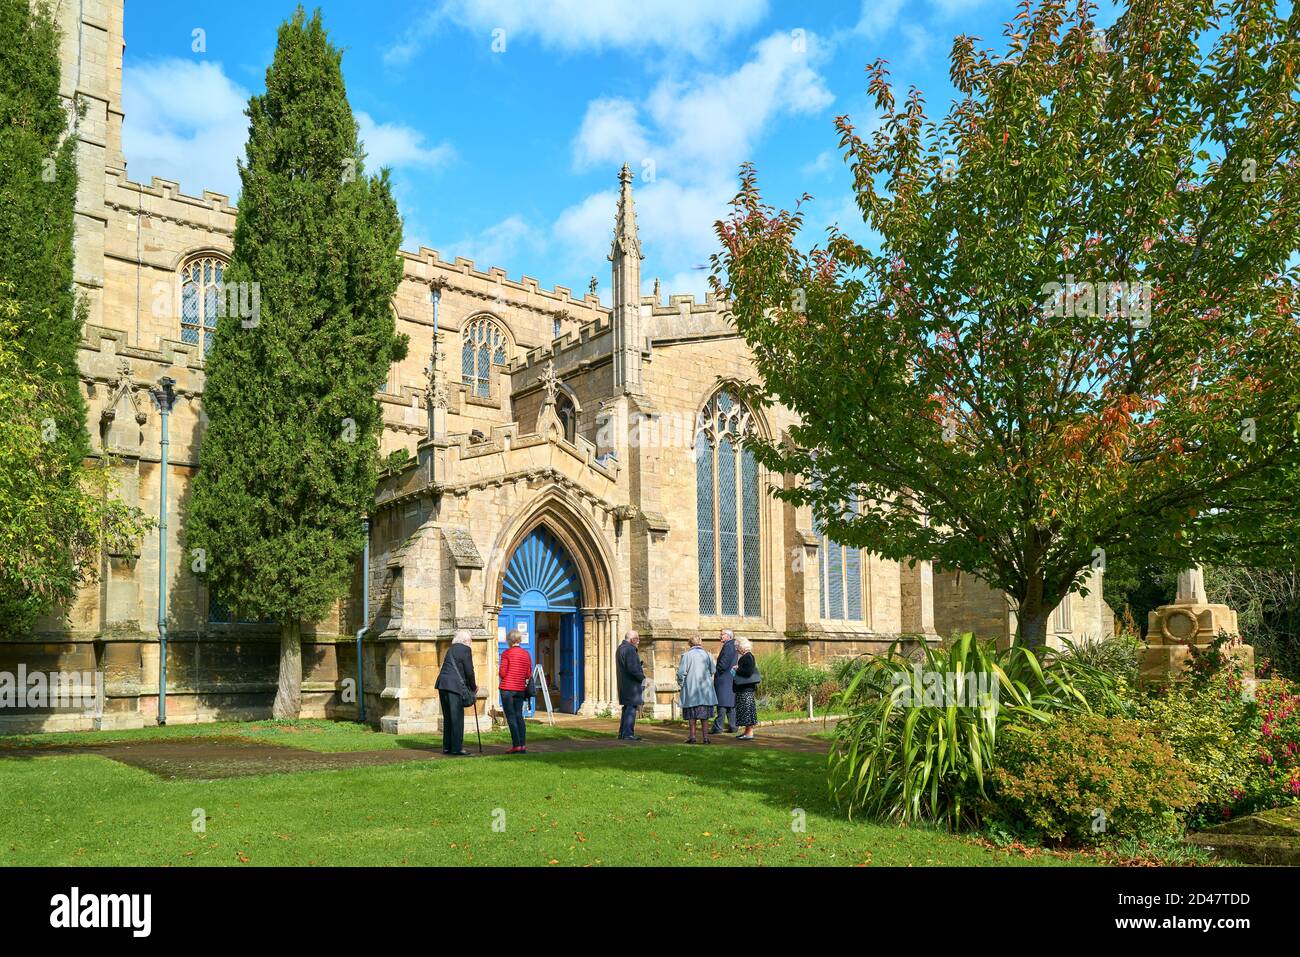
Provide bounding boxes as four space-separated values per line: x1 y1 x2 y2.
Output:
461 317 509 398
179 255 227 356
556 392 577 443
816 499 865 622
696 389 762 618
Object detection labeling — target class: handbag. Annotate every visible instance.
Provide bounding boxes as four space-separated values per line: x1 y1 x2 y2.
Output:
523 671 538 699
734 667 762 687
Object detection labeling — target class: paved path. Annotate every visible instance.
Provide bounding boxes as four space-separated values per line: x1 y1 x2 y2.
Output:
0 718 835 780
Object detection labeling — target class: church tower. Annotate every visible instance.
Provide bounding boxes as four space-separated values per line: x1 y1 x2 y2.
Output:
609 163 644 395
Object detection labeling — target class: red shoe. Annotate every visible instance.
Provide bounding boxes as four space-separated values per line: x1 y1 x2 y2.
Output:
506 746 520 754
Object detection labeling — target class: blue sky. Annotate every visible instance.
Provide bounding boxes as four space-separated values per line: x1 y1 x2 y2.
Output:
121 0 1119 301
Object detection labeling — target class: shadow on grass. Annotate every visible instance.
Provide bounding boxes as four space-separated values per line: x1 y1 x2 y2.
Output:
520 740 843 819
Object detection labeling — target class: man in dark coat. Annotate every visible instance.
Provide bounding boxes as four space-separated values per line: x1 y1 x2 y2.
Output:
709 628 738 734
615 629 646 740
435 630 478 755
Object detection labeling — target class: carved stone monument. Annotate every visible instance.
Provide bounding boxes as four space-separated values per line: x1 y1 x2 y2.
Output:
1140 564 1254 686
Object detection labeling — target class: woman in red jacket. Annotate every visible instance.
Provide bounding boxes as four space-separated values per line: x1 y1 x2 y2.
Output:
498 629 533 753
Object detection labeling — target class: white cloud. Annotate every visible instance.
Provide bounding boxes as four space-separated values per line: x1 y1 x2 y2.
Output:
357 112 456 171
386 0 770 65
852 0 905 39
929 0 991 17
558 30 834 293
901 24 935 63
121 59 250 200
572 99 652 172
121 60 455 204
452 214 547 270
802 149 836 177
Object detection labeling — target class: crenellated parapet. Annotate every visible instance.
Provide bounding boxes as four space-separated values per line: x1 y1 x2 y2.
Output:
641 290 736 343
105 171 238 238
399 247 607 320
374 419 621 515
506 313 616 379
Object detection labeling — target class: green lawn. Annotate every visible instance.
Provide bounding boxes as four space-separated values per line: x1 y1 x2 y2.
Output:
0 723 1085 867
0 718 608 753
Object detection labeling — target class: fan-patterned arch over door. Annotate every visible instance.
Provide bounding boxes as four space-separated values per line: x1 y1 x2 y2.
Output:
501 526 581 611
695 389 761 618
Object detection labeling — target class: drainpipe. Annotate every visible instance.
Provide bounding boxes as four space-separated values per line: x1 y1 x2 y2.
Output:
153 377 176 725
356 516 370 723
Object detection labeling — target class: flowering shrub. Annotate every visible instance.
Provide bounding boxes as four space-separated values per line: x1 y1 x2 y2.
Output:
991 714 1199 845
1252 677 1300 804
1135 651 1300 828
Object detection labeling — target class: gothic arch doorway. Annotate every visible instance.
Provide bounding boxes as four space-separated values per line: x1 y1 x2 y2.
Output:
498 526 585 714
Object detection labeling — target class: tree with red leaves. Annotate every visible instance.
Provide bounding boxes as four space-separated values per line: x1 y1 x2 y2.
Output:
714 0 1300 647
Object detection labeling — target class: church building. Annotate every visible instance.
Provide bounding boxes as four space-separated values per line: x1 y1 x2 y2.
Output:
3 0 1111 733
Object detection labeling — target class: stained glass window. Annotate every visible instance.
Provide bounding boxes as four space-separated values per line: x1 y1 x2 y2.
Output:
461 317 509 398
696 389 761 617
180 255 226 356
742 448 761 616
696 431 716 616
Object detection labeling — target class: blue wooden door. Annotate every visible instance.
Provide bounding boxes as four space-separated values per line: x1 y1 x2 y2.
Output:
558 612 584 713
500 526 583 714
497 609 535 718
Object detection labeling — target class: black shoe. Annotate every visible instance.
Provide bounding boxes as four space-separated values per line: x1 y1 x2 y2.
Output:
451 750 475 756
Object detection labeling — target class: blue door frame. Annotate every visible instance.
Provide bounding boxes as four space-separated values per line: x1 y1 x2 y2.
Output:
498 527 585 714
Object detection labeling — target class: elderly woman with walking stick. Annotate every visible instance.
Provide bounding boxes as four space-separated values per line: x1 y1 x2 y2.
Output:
435 630 478 756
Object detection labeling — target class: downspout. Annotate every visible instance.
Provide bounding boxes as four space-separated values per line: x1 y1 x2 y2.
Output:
356 517 369 723
154 377 176 725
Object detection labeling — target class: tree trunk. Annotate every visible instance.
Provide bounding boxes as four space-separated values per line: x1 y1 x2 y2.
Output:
1017 603 1051 650
272 619 302 719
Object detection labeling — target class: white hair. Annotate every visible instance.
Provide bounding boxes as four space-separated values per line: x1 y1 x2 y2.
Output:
720 628 735 641
625 629 640 642
736 636 753 653
453 630 473 646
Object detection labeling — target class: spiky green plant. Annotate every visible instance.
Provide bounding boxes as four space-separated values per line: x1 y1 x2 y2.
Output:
828 633 1117 827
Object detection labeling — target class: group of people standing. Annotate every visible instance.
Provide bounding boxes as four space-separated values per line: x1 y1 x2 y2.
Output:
435 626 763 754
616 627 761 744
433 628 534 756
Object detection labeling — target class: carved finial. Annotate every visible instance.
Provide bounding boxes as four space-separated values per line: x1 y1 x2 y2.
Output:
610 163 643 261
431 330 446 373
423 331 450 415
653 277 661 299
540 359 561 407
588 276 598 296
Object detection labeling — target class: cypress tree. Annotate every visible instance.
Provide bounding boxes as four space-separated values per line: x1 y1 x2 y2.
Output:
186 8 407 717
0 0 86 463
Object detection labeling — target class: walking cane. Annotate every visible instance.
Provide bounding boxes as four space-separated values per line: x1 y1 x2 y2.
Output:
472 691 483 754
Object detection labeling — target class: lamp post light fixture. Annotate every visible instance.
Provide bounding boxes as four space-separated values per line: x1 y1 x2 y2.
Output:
152 376 177 725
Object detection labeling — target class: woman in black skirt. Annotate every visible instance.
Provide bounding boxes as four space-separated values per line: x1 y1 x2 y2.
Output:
732 636 760 739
